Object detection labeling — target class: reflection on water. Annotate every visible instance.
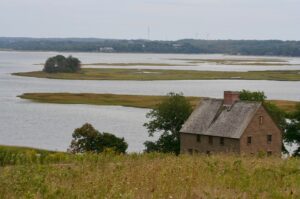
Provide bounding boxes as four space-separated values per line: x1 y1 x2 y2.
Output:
0 51 299 152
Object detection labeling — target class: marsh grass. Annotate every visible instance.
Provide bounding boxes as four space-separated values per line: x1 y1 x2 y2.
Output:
19 93 201 109
0 148 299 198
34 63 188 67
171 58 288 63
19 93 298 112
83 62 186 66
12 68 300 81
170 58 292 66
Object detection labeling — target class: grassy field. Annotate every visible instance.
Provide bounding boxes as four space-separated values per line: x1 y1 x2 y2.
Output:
0 146 299 198
19 93 299 112
13 68 300 81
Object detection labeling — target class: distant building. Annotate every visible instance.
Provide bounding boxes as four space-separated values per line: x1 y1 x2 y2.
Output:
99 47 114 52
172 43 182 48
180 91 282 155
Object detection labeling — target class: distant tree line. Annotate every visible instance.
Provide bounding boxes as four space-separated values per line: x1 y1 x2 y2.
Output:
1 37 300 56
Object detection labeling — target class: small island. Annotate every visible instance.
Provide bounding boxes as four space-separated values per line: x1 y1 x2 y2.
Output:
13 68 300 81
12 55 300 81
18 93 299 113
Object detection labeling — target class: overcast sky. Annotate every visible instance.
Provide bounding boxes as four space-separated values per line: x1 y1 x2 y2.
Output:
0 0 299 40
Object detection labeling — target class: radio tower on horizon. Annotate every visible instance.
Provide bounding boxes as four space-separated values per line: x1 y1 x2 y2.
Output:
147 26 150 40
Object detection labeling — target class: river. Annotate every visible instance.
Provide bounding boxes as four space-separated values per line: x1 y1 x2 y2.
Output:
0 51 299 152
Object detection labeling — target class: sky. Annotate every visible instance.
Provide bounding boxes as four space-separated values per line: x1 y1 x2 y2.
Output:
0 0 299 40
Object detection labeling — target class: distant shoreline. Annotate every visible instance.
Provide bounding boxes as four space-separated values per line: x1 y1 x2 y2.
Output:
1 37 300 57
1 49 300 59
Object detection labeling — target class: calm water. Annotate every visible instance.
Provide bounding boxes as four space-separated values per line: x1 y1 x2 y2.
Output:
0 51 299 152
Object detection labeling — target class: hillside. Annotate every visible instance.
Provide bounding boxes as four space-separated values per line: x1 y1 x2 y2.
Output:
0 145 299 198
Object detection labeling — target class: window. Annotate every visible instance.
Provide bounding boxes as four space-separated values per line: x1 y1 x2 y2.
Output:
220 137 224 146
267 135 272 143
259 116 263 125
247 136 252 144
267 151 272 156
196 135 201 143
209 136 213 145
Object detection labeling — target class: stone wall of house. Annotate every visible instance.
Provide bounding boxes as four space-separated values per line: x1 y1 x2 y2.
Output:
180 133 240 154
240 106 282 156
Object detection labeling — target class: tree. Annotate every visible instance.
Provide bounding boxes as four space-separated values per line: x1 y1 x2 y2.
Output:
285 103 300 156
43 55 81 73
68 123 128 154
143 92 193 155
239 90 267 102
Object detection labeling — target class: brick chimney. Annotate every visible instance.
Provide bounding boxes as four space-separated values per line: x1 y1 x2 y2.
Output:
223 91 240 106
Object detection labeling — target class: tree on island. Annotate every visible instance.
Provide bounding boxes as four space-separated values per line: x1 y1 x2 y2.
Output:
68 123 128 154
43 55 81 73
143 92 193 155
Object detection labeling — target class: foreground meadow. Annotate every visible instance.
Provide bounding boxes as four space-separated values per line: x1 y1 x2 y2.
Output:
0 146 299 198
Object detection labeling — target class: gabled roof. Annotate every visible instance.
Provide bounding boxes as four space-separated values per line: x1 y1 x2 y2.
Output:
180 99 262 139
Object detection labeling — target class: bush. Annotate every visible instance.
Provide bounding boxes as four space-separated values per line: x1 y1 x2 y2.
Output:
68 123 128 154
43 55 81 73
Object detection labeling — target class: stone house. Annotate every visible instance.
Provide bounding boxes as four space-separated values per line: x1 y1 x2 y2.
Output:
180 91 282 155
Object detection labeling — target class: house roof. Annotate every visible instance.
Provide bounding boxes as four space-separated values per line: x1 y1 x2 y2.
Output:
180 99 262 139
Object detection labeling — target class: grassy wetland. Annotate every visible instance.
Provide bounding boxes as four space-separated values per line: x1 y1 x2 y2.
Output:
170 58 294 66
13 68 300 81
83 62 186 66
0 146 299 198
19 93 201 109
19 93 299 112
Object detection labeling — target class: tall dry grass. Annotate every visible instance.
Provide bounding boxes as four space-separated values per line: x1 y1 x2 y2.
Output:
0 148 299 198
